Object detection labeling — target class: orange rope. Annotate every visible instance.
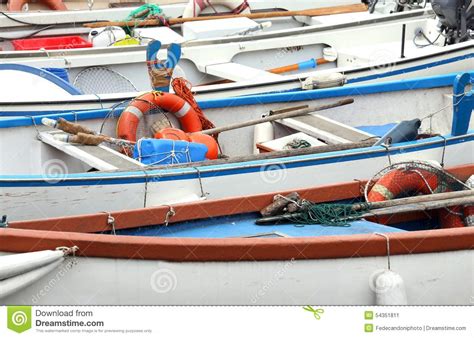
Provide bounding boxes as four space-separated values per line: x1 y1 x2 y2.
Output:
171 77 218 138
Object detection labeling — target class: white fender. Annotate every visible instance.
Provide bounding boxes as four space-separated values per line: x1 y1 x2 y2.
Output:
302 73 346 90
182 0 251 18
372 270 408 305
0 259 64 299
253 122 274 154
0 250 64 280
88 27 126 47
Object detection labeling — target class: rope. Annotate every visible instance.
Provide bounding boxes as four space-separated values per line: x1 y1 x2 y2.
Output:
123 4 168 33
284 139 311 149
101 211 116 235
163 205 176 226
287 200 370 226
126 4 163 20
55 246 79 256
171 77 217 138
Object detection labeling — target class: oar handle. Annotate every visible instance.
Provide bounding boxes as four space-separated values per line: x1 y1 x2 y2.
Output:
198 98 354 135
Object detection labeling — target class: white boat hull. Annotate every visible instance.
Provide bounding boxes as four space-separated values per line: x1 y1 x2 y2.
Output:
1 249 471 305
1 73 473 221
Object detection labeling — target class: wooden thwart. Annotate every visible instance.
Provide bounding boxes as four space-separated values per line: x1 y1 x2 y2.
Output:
38 131 145 171
276 114 374 144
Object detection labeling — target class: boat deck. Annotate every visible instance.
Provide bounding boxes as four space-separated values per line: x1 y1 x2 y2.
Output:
115 212 407 238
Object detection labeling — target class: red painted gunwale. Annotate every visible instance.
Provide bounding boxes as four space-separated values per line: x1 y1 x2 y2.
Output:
1 164 473 262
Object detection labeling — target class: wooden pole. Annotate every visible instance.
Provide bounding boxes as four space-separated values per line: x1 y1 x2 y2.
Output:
84 4 368 28
358 189 474 211
197 98 354 135
364 196 474 217
256 194 474 225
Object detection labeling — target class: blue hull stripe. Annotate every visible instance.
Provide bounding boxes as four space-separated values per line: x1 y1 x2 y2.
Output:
1 70 473 127
1 134 472 187
1 53 473 117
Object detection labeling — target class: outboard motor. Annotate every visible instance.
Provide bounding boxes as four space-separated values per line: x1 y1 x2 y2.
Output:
432 0 474 43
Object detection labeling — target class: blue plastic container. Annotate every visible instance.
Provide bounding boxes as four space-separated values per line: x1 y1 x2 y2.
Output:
133 139 208 165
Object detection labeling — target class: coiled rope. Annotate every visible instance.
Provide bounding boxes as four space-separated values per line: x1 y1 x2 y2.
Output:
171 77 217 138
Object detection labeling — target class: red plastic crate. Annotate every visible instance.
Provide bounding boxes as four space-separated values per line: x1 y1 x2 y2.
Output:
12 36 93 51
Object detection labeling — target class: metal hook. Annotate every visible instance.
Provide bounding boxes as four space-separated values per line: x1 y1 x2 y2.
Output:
374 232 391 270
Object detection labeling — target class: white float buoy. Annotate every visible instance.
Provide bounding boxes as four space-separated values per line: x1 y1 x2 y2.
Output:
373 270 408 305
370 233 408 305
88 27 126 47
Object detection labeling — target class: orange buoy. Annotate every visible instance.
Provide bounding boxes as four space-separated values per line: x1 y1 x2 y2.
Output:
188 133 219 160
367 168 468 228
154 127 190 142
154 127 218 160
8 0 67 11
117 91 202 143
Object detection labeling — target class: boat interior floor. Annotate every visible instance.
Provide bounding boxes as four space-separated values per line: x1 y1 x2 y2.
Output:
113 211 408 239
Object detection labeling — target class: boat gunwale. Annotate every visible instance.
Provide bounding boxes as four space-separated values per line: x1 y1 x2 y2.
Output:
2 223 472 262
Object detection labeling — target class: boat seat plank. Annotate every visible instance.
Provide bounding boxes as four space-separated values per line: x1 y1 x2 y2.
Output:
276 114 374 144
38 131 145 171
204 62 282 82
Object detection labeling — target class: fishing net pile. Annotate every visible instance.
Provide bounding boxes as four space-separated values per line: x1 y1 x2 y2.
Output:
258 161 473 227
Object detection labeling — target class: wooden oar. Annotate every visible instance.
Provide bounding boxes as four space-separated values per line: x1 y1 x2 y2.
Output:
42 118 135 146
196 98 354 135
200 48 338 86
84 4 368 28
199 55 335 86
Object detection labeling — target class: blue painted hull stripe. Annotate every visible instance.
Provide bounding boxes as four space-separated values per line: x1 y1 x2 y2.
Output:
1 54 473 118
1 70 472 128
1 134 472 187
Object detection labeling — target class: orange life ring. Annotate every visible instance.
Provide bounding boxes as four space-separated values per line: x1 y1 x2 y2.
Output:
8 0 67 11
117 92 203 143
367 168 470 228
